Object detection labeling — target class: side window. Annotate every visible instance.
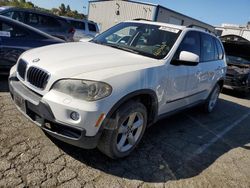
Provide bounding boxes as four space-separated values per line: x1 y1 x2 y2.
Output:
26 13 39 25
175 31 200 59
39 15 61 27
0 21 28 38
88 23 97 32
2 11 14 18
201 34 216 62
71 21 85 30
213 38 220 60
215 39 224 59
12 11 25 22
2 11 25 23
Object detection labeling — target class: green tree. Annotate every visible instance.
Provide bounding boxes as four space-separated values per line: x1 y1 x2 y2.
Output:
59 3 66 15
66 5 71 12
0 1 86 19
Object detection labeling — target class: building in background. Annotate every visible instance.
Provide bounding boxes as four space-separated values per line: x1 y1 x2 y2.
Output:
88 0 215 33
216 22 250 41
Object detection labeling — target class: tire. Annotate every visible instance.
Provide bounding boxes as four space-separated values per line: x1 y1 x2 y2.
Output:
97 101 147 159
203 83 221 113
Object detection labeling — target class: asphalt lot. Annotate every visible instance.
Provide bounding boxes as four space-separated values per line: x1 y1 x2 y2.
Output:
0 75 250 187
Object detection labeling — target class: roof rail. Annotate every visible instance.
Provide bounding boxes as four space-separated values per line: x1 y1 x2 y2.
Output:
187 24 213 33
133 18 151 21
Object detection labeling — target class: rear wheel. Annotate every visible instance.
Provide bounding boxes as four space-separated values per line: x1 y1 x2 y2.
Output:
203 83 221 113
97 102 147 159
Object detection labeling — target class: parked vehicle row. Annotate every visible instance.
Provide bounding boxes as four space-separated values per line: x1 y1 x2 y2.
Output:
0 15 63 74
0 6 99 75
220 35 250 92
9 20 227 158
0 6 75 41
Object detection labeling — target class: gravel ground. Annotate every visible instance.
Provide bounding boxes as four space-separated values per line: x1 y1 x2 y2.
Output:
0 76 250 187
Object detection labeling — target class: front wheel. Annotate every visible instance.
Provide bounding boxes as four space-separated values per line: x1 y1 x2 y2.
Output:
203 84 221 113
97 102 147 159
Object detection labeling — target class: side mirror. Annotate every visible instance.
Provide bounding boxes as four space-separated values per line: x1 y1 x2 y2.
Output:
79 37 92 42
171 51 199 66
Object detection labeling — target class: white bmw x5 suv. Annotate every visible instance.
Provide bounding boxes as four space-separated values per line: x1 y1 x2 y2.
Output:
9 20 227 158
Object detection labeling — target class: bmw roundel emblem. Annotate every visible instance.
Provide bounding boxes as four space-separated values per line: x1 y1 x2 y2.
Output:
32 58 40 63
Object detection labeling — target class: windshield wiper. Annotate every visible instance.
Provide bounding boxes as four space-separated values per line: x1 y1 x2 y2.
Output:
92 42 160 59
104 43 139 54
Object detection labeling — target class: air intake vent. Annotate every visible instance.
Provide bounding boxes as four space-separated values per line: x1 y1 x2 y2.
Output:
27 67 50 89
17 59 27 79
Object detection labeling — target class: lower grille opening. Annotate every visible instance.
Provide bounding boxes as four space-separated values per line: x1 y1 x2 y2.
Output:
44 121 82 139
26 107 81 139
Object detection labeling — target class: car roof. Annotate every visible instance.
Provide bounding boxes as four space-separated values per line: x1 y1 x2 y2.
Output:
0 6 14 11
0 6 61 19
0 15 64 41
61 16 96 24
126 20 216 36
126 20 186 30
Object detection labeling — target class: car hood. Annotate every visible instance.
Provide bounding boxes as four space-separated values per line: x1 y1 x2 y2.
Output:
21 42 156 78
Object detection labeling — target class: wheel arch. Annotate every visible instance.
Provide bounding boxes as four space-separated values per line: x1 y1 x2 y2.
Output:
101 89 158 130
217 78 224 90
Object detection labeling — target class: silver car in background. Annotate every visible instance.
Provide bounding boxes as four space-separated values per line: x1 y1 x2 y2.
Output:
62 16 99 41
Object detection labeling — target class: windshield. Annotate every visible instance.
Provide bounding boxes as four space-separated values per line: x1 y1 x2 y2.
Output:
91 22 181 59
227 55 250 65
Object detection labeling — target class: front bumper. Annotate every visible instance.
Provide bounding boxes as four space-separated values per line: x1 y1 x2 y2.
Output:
9 76 101 149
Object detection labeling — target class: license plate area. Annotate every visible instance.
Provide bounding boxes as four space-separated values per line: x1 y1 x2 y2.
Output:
14 93 26 113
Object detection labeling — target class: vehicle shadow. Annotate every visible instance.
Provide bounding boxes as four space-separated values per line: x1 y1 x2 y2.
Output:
222 88 250 100
0 76 9 92
49 96 250 183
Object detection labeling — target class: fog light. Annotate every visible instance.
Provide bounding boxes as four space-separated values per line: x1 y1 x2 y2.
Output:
70 111 80 121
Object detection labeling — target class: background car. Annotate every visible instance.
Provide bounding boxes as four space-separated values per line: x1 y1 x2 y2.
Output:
0 6 75 41
221 35 250 92
62 16 99 41
0 15 64 75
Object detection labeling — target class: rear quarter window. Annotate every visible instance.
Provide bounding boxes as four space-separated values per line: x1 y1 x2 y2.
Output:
215 38 224 59
70 20 85 30
88 23 97 32
39 15 61 27
26 13 39 25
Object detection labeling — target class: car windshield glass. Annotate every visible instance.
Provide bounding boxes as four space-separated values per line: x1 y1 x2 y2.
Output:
91 22 181 59
227 55 250 65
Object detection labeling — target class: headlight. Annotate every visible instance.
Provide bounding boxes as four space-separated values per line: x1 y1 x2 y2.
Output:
52 79 112 101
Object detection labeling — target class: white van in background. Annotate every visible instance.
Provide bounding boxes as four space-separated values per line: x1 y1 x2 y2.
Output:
62 16 99 41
